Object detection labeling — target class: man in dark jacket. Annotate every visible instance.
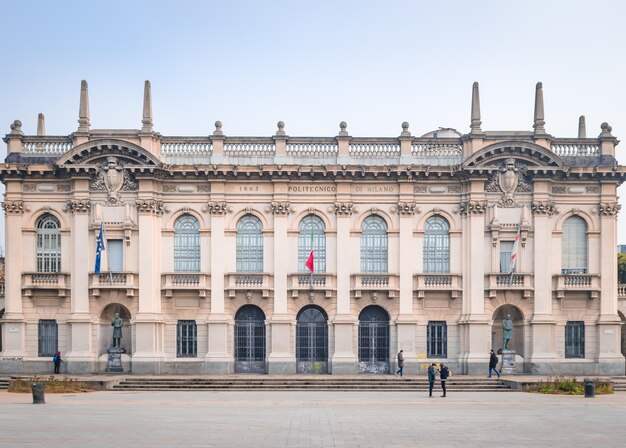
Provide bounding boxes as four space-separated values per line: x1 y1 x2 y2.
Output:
395 350 404 377
439 364 450 397
427 363 437 397
488 349 501 378
53 351 62 374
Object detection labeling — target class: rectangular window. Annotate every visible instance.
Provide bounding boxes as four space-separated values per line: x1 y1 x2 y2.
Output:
565 321 585 358
500 241 514 273
427 321 447 358
38 319 58 357
107 239 123 272
177 320 197 358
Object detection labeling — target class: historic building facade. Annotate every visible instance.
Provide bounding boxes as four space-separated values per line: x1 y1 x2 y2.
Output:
1 81 625 375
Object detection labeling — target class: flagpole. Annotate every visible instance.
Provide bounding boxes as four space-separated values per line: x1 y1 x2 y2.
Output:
102 222 113 283
509 214 524 286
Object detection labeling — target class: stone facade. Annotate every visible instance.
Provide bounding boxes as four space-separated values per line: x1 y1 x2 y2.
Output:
1 80 625 375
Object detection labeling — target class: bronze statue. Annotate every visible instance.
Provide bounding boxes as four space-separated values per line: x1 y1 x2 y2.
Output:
111 312 123 348
502 314 513 350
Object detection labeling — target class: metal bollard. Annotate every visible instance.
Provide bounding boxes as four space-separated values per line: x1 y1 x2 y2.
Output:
583 378 595 398
31 383 45 404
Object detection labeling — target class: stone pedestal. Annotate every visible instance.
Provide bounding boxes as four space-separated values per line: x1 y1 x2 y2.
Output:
501 349 516 374
106 347 125 373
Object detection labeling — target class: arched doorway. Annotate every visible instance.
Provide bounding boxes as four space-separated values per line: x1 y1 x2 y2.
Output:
296 306 328 373
619 311 626 374
491 305 524 354
358 305 390 373
99 304 132 356
234 305 266 373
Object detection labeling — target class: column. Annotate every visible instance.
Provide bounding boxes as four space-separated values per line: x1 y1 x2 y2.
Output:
65 189 94 373
132 184 165 373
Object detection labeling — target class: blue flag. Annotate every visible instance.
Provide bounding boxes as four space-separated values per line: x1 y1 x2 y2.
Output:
95 223 105 275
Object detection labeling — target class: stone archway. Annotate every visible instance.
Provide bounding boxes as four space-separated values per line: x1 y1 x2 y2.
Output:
99 304 132 356
491 305 524 355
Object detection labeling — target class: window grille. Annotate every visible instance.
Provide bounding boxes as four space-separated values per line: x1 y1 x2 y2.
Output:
296 306 328 362
358 306 390 363
236 215 263 272
38 319 58 357
36 215 61 273
235 305 266 362
298 215 326 273
424 216 450 273
427 321 447 358
360 216 388 273
174 215 200 272
177 320 197 357
562 216 588 274
565 321 585 358
500 241 514 273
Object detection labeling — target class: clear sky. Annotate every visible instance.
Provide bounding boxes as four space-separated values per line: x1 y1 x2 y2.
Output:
1 0 626 250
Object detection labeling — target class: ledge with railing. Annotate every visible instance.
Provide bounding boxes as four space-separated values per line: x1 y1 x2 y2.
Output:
351 273 399 299
22 136 73 156
89 272 138 297
413 273 462 299
618 284 626 299
485 273 534 299
225 273 273 299
287 273 337 299
553 273 600 299
550 139 600 157
22 272 70 297
161 272 210 298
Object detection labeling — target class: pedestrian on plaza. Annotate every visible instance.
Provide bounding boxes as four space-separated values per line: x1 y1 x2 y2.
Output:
427 363 437 397
395 350 404 377
53 351 62 374
439 363 450 397
488 349 501 378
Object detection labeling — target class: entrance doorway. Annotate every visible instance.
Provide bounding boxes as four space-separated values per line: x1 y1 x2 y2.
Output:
296 306 328 373
234 305 266 373
358 305 390 374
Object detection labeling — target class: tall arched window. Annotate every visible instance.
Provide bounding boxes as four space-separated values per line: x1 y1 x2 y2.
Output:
237 214 263 272
562 216 588 274
36 215 61 273
361 215 388 273
298 215 326 273
174 215 200 272
424 215 450 273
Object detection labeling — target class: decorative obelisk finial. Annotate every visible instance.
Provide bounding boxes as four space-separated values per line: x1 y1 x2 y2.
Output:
37 113 46 136
470 81 482 134
578 115 586 138
533 82 546 136
142 80 153 133
77 80 90 133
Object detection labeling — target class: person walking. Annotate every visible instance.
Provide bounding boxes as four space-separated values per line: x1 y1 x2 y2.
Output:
53 351 62 374
427 363 437 397
488 349 501 378
439 363 450 397
395 350 404 377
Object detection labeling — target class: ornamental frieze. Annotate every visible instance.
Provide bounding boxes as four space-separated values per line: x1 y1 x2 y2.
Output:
65 199 91 214
531 201 558 216
203 201 231 215
1 200 25 214
135 199 165 215
599 202 621 216
90 157 138 205
485 158 531 207
459 200 487 215
393 202 419 215
334 202 356 216
270 201 292 215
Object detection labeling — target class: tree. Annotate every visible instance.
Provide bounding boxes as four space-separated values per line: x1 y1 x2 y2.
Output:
618 252 626 284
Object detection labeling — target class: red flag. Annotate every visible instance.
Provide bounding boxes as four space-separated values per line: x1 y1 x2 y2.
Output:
305 250 314 273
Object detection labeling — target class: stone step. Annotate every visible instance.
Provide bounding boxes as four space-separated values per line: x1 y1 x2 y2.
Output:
112 386 512 392
0 381 9 390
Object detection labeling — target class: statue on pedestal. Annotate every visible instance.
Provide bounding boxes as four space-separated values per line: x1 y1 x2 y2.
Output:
502 314 513 350
111 312 123 349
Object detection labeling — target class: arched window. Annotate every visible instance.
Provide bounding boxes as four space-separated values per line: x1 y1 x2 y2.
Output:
174 215 200 272
361 216 388 273
562 216 588 274
237 215 263 273
424 216 450 273
298 215 326 273
36 215 61 273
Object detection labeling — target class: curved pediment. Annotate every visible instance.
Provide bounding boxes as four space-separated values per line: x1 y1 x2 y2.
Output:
56 139 161 167
464 141 563 168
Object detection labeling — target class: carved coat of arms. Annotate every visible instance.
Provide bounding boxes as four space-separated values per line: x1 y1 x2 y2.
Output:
90 157 138 205
485 158 531 207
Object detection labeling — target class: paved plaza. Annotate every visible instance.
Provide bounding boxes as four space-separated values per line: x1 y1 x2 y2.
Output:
0 390 625 447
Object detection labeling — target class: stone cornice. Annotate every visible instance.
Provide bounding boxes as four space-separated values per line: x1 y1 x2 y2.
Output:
1 200 25 214
65 199 91 214
599 202 621 216
459 201 487 215
135 199 165 215
531 201 558 216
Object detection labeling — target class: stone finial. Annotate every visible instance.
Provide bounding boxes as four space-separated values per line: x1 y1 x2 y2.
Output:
599 122 613 138
533 82 546 135
213 120 223 136
37 113 46 136
470 81 482 134
276 120 286 136
77 80 90 132
9 119 23 135
338 121 348 137
578 115 586 139
401 122 411 137
141 80 153 132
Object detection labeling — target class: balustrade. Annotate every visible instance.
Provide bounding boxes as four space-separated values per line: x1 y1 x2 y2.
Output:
23 137 73 156
551 142 599 157
161 273 209 298
414 273 462 298
22 272 70 297
352 274 399 298
485 273 533 299
89 272 138 297
225 273 272 298
553 273 600 299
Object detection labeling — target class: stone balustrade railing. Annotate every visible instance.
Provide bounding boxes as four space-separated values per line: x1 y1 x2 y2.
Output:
225 273 272 298
161 272 209 298
89 272 138 297
23 137 73 155
411 141 463 165
619 284 626 298
349 144 400 157
224 142 276 157
553 273 600 299
286 143 338 156
351 274 399 298
22 272 70 297
551 139 600 157
413 273 462 299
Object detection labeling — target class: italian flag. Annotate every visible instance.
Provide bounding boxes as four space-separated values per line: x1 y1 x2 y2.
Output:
305 230 314 273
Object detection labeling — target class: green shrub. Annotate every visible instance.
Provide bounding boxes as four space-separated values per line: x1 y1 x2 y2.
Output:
529 377 613 395
8 375 97 393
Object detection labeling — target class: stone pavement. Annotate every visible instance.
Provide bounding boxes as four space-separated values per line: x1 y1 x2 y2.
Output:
1 390 625 447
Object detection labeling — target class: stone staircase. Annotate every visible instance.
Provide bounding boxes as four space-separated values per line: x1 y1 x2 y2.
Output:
0 379 10 390
111 376 512 392
611 377 626 391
